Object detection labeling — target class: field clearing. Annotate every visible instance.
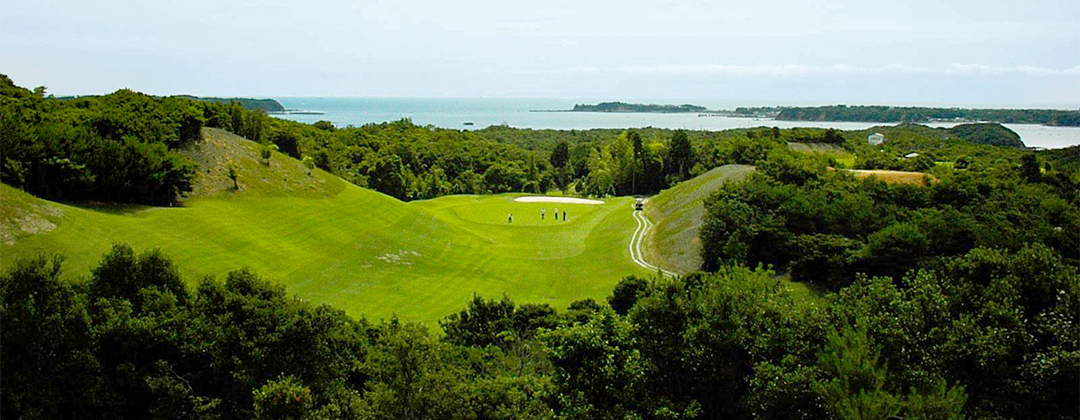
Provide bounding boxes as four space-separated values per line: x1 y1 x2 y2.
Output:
846 169 936 185
787 142 856 168
1 129 649 325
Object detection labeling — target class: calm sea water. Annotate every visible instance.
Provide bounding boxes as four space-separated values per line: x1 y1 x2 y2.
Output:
272 98 1080 149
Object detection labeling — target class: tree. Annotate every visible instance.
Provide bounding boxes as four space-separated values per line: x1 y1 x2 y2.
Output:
253 376 313 420
550 141 569 169
630 131 644 194
540 310 642 419
812 325 903 419
260 144 275 165
822 129 844 144
607 275 649 315
665 130 694 181
1020 153 1041 182
227 164 238 189
1 255 100 419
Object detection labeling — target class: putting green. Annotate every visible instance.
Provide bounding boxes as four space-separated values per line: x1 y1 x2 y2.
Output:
1 183 649 326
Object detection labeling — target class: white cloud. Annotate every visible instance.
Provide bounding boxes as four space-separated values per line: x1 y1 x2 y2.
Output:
948 63 1080 76
508 63 1080 77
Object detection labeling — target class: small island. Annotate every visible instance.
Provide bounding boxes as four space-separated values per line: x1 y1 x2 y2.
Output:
539 101 709 113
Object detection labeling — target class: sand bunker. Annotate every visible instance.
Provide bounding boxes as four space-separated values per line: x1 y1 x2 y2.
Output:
514 196 604 205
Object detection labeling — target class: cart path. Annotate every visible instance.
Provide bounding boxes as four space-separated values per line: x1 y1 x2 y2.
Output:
629 209 666 275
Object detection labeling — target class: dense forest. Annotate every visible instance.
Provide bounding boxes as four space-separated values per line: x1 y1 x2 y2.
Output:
4 230 1076 419
568 102 708 113
776 105 1080 127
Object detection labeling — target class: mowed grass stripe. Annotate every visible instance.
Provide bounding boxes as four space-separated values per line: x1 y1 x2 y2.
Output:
2 183 649 325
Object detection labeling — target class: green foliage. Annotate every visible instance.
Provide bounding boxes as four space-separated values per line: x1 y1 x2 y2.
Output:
813 325 903 419
1 75 198 205
260 145 274 164
440 294 556 348
665 130 695 182
1 255 99 420
549 141 569 169
700 147 1079 283
227 164 239 189
89 243 189 307
947 122 1024 148
3 242 1075 419
607 275 649 315
540 309 642 419
1021 153 1041 182
253 376 313 420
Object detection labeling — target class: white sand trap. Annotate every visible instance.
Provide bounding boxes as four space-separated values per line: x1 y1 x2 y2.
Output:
514 196 604 205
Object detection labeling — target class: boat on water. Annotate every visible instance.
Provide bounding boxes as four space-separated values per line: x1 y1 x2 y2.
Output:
463 122 474 126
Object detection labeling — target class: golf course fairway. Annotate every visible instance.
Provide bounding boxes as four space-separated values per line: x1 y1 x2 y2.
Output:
1 181 650 325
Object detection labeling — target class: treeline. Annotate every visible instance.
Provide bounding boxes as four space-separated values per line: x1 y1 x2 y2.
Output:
0 76 200 205
569 102 708 113
259 119 706 200
5 238 1076 419
0 74 756 204
776 105 1080 126
0 75 289 205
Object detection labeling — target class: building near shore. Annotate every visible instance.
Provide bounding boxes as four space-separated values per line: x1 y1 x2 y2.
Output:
868 133 885 145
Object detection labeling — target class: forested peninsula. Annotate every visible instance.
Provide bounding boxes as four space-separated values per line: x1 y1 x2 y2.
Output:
172 95 286 113
567 101 708 113
774 105 1080 126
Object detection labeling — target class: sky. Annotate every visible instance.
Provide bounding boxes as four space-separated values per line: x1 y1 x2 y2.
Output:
1 0 1078 106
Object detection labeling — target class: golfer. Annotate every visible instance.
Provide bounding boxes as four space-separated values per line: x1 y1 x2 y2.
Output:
508 213 513 224
541 208 545 220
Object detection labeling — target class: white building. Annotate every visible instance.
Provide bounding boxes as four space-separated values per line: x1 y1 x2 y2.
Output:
868 133 885 145
904 152 920 159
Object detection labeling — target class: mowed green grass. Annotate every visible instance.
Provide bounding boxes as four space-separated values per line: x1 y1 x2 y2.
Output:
1 182 648 325
2 128 650 325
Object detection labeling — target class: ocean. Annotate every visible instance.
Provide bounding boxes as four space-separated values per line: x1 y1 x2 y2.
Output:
272 98 1080 149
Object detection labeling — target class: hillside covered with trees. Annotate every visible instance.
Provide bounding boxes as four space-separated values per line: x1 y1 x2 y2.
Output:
776 105 1080 126
569 102 708 113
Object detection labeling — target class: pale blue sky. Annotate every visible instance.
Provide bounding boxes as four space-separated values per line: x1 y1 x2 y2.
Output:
2 0 1077 106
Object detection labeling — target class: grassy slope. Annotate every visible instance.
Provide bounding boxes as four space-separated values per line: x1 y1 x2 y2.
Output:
1 129 648 325
787 142 856 168
643 165 824 303
642 164 755 274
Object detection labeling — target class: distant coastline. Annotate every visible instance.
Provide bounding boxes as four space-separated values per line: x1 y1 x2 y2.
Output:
531 103 1080 127
774 105 1080 127
269 110 325 115
534 101 711 113
172 95 286 113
